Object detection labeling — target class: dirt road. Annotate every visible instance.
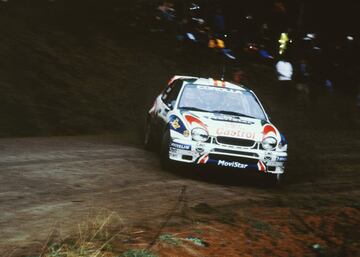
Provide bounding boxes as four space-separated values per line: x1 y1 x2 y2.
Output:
0 135 265 249
1 134 359 256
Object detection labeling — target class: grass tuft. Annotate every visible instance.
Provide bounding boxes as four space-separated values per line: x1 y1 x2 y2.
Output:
158 234 182 246
42 210 124 257
121 249 157 257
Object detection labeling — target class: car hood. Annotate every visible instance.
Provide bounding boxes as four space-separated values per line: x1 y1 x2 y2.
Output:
178 110 279 142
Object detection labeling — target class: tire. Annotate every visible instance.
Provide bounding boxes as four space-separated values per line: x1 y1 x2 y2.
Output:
268 173 282 187
275 173 282 186
144 117 156 151
160 129 173 170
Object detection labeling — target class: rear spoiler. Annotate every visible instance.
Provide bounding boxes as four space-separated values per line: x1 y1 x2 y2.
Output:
167 75 199 85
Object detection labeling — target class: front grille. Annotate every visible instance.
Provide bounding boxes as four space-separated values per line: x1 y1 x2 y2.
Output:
213 148 259 158
216 136 255 147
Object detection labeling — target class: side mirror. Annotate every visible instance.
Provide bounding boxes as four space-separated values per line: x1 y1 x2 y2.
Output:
166 100 175 110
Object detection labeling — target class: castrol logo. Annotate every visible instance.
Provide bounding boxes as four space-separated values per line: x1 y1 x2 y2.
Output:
216 128 255 139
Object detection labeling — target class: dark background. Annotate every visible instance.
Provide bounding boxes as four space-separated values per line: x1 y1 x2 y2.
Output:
0 0 358 137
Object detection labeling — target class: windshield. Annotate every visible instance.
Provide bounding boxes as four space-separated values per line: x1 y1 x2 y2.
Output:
178 84 267 120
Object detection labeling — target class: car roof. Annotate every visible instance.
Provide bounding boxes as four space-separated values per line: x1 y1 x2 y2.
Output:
168 75 249 91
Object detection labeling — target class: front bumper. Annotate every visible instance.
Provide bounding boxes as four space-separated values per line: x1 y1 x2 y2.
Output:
168 138 287 174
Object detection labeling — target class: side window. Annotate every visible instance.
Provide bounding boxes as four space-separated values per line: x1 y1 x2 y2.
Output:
161 80 183 108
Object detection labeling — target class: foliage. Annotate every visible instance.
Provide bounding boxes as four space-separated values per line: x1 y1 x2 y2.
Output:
121 249 157 257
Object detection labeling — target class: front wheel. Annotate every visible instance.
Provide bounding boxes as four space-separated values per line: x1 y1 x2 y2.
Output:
275 173 282 186
267 173 283 187
160 129 173 170
144 117 156 151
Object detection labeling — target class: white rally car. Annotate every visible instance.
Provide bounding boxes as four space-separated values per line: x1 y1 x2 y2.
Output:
144 76 288 183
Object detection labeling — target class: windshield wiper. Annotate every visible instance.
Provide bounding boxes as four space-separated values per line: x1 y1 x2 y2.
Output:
179 106 209 112
211 110 255 119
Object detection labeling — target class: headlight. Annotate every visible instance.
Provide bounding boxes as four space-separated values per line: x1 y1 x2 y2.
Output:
191 127 209 142
262 137 277 150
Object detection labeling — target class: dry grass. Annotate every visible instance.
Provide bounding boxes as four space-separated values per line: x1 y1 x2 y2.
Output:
39 209 159 257
41 209 125 257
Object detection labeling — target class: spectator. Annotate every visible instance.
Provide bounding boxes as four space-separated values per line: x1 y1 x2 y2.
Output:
275 56 294 101
297 58 310 91
232 68 244 84
157 1 175 22
213 8 225 36
275 56 293 86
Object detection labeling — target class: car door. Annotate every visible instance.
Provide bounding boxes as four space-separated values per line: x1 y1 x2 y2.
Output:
155 79 184 133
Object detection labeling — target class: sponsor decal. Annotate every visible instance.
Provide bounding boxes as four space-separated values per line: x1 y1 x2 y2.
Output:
262 124 278 139
217 160 248 169
184 114 207 128
212 115 254 125
197 85 244 94
202 158 261 171
170 142 191 150
257 161 266 172
216 128 256 139
276 156 287 162
171 118 181 129
197 154 209 164
183 130 190 137
213 80 225 87
169 115 187 134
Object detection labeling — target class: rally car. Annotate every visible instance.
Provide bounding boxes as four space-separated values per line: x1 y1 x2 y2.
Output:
144 76 288 183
